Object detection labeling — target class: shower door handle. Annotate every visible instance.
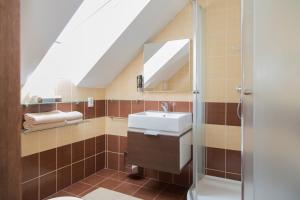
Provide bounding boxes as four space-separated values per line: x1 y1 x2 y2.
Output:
243 89 252 95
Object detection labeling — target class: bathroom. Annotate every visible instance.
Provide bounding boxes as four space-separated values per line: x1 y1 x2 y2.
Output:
1 0 300 200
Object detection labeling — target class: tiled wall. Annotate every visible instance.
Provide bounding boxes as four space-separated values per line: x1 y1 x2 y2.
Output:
21 100 106 157
22 135 105 200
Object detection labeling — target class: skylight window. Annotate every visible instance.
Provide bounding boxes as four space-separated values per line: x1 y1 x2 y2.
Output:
21 0 151 101
143 39 190 88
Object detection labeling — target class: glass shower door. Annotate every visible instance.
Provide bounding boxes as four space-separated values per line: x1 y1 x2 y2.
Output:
188 1 205 199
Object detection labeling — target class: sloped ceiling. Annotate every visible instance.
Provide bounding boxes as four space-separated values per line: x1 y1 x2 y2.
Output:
21 0 189 89
78 0 189 88
21 0 83 85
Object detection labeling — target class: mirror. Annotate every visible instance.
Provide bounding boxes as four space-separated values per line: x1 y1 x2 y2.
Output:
143 39 192 92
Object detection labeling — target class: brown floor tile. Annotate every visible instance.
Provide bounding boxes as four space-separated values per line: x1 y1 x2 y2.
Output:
134 187 161 200
46 190 76 199
143 179 168 190
96 168 117 177
96 178 122 190
156 190 185 200
164 184 187 196
125 176 149 186
64 181 92 196
109 171 129 181
78 186 98 197
114 182 140 196
82 174 106 186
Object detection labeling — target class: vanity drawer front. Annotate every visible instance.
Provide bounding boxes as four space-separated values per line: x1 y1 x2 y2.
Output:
128 131 180 174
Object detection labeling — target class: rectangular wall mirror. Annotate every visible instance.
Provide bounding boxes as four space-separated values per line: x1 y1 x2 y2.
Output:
143 39 192 92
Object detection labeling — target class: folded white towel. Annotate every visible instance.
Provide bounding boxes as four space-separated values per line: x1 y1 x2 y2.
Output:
23 121 66 131
24 111 83 125
66 119 83 125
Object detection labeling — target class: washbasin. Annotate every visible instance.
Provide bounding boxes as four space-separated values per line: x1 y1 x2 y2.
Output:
128 111 192 133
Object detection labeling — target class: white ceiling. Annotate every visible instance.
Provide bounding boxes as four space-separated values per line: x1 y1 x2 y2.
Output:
21 0 83 85
21 0 189 88
78 0 189 88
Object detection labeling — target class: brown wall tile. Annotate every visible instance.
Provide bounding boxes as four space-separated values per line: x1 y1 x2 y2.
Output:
107 135 119 152
40 149 56 176
84 102 96 119
40 103 56 113
107 152 119 170
57 166 71 191
96 135 105 153
85 157 96 177
144 168 158 179
120 136 127 153
40 172 56 199
173 102 190 112
158 171 172 184
226 150 241 174
118 154 125 172
206 169 225 178
72 102 84 115
120 100 131 118
57 103 71 112
132 100 144 113
206 147 225 171
96 152 105 171
22 178 39 200
22 153 39 182
205 102 226 125
85 138 96 158
145 101 159 111
72 141 84 163
57 145 71 169
173 164 190 187
226 103 241 126
107 100 119 117
226 173 241 181
72 161 84 183
95 100 105 117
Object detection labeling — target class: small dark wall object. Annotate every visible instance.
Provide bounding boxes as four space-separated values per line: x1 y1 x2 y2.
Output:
137 75 144 92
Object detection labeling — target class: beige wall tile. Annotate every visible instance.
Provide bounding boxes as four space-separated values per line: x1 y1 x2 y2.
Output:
205 78 226 102
205 124 226 149
21 132 40 157
226 125 241 151
105 117 128 137
38 128 57 152
226 78 241 103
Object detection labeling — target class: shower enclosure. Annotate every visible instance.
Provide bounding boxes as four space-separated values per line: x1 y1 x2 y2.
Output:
189 0 242 199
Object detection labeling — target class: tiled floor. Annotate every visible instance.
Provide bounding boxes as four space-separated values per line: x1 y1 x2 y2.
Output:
46 169 188 200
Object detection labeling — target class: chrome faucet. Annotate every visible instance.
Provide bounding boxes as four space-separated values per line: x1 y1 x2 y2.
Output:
161 102 169 112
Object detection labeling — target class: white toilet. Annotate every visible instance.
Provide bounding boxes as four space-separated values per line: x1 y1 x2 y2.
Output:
49 197 82 200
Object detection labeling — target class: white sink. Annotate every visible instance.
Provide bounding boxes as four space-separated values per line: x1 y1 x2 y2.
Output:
128 111 192 133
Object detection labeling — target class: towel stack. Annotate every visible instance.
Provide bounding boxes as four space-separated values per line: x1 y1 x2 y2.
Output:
23 110 83 131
